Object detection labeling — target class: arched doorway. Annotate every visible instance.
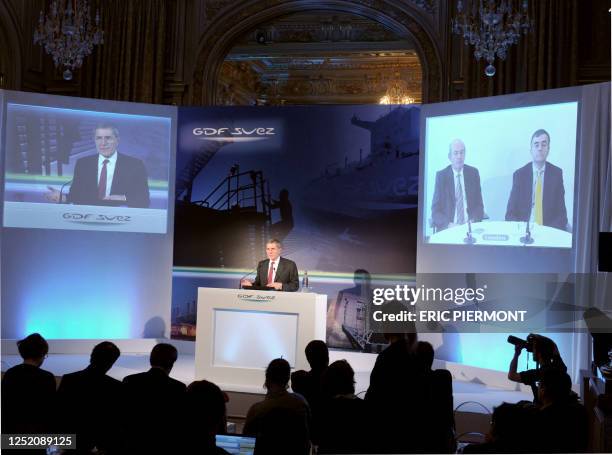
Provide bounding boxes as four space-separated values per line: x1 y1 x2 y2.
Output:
190 0 443 105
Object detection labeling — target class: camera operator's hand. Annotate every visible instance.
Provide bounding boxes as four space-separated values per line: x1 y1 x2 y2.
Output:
514 344 524 356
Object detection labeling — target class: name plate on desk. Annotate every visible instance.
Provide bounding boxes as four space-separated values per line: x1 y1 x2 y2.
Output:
482 234 510 241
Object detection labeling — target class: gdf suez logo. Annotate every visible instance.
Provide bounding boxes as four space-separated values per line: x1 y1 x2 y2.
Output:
192 127 276 142
63 213 131 223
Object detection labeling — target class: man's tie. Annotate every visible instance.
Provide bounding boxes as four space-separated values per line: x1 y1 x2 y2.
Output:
534 171 543 225
455 174 465 225
98 159 109 200
267 261 275 284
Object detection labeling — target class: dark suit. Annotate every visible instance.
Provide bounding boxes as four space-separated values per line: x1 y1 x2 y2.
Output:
431 164 484 231
1 364 56 435
505 162 568 230
253 257 299 292
57 365 122 453
122 368 186 453
68 152 150 208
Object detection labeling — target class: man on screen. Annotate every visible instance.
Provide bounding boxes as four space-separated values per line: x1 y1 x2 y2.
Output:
47 124 150 208
431 139 484 231
505 129 568 230
241 239 299 292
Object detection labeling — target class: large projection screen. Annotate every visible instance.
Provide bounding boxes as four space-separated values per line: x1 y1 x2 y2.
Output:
1 90 177 339
417 86 582 273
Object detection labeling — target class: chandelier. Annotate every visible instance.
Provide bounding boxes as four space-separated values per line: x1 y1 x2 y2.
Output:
33 0 103 81
379 72 415 105
452 0 532 77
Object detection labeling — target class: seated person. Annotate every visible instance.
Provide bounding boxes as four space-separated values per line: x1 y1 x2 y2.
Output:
537 369 587 453
463 402 538 454
317 360 370 454
413 341 455 453
1 333 56 435
243 358 310 455
182 380 231 454
56 341 122 453
122 343 186 453
290 340 329 417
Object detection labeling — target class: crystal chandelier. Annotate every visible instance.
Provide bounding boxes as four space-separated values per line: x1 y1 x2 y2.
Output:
379 72 415 105
452 0 532 77
33 0 103 81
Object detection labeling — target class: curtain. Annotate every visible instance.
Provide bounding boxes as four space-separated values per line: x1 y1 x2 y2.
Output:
570 82 611 381
81 0 167 103
458 0 579 99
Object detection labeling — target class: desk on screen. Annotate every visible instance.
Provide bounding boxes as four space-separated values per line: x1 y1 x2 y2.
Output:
428 221 571 248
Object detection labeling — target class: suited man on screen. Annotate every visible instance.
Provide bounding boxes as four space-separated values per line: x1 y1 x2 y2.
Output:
47 123 150 208
241 239 299 292
505 129 568 231
431 139 485 231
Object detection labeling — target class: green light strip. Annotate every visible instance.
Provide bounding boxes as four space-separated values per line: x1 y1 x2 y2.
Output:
6 173 168 189
172 266 414 282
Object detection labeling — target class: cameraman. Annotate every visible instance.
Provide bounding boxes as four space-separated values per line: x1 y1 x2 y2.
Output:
507 334 567 404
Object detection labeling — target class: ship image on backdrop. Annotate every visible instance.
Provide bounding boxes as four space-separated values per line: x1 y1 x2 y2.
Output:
172 105 420 350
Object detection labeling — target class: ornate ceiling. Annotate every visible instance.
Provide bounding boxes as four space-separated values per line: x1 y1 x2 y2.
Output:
216 11 423 105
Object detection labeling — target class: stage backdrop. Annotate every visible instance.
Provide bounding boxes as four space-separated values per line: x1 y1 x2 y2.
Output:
171 104 421 353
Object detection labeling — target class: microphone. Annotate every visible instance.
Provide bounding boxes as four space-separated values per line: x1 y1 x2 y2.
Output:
58 179 73 204
520 221 534 245
238 267 257 289
520 195 535 245
463 219 476 244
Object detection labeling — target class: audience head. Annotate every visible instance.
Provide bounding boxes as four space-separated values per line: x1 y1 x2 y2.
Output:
150 343 178 374
90 341 121 373
290 370 310 396
265 358 290 391
490 402 537 448
538 369 572 406
414 341 435 373
322 360 356 397
381 301 417 346
186 380 227 435
305 340 329 371
17 333 49 366
531 334 561 365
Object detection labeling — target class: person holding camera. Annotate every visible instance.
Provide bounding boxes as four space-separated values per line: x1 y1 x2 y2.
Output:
507 334 567 404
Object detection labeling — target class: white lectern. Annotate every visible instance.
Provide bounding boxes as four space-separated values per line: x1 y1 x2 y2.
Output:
195 287 327 392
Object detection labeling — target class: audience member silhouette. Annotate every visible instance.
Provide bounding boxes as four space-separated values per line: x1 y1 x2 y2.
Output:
413 341 455 453
56 341 122 454
122 343 186 454
537 369 587 453
365 304 418 454
244 358 310 455
463 402 538 454
182 380 231 454
1 333 56 435
317 360 370 454
290 339 329 434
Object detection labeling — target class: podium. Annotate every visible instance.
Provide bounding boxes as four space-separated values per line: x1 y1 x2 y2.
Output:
194 287 327 392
